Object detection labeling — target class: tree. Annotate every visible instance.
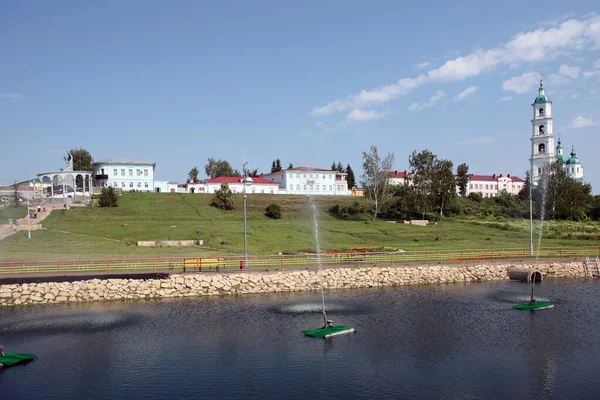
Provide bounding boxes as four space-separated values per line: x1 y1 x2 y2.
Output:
331 161 337 171
331 161 345 173
456 163 470 197
187 167 200 183
409 149 436 219
265 204 281 219
518 170 531 201
361 145 395 222
288 163 293 169
271 159 283 173
98 187 118 207
65 147 94 189
346 164 356 189
210 182 235 210
431 159 456 219
204 158 240 178
65 148 94 172
10 180 20 207
247 168 258 177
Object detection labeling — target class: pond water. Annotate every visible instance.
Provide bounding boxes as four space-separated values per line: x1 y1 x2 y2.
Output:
2 280 600 400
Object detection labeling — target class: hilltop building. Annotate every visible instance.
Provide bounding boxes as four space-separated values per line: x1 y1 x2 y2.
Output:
259 166 351 196
530 80 584 185
93 158 156 192
389 170 524 198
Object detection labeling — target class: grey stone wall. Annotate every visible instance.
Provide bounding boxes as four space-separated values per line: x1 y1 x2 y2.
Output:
0 261 587 307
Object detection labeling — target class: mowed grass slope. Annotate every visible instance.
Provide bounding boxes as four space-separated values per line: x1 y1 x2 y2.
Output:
1 192 599 262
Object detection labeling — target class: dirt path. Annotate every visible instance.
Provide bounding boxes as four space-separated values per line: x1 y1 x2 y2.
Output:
0 203 67 241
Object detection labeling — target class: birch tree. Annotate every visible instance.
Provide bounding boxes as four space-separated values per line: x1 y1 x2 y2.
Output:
361 145 395 222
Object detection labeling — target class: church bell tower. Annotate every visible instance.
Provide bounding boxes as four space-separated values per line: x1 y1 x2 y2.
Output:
530 80 555 186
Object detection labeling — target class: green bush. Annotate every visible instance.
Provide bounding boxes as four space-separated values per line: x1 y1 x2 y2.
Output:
98 187 119 207
265 203 281 219
210 182 235 210
328 201 366 219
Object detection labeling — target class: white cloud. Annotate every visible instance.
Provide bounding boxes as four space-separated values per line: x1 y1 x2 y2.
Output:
546 73 571 86
594 59 600 68
583 70 600 78
454 86 478 101
0 93 25 104
502 72 541 94
345 109 386 123
408 90 446 112
297 131 311 138
415 61 431 69
499 96 514 101
559 64 581 78
568 115 598 128
311 15 600 120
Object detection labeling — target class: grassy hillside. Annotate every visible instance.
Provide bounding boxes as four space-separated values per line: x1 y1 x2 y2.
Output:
1 192 599 262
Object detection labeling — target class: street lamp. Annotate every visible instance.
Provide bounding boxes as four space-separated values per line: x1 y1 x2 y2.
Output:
242 173 253 271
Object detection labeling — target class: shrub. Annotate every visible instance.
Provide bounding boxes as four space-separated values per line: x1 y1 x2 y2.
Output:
265 203 281 219
210 182 235 210
467 192 483 202
98 187 118 207
328 201 366 219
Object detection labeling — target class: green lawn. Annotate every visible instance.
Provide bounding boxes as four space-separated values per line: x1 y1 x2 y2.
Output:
1 192 599 262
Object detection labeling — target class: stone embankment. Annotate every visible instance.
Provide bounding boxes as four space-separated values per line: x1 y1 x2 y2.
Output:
0 261 588 307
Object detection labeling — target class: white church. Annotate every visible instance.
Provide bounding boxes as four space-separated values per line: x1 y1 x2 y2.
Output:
530 80 584 185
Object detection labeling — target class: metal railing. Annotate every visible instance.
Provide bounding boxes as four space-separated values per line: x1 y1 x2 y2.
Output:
1 246 599 278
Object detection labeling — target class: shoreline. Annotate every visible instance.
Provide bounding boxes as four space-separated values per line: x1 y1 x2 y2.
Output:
0 261 590 307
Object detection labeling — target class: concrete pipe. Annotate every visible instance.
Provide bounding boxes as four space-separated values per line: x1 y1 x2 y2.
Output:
508 267 543 283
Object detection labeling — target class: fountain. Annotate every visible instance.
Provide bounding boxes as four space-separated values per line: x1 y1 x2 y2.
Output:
301 195 354 338
513 170 554 311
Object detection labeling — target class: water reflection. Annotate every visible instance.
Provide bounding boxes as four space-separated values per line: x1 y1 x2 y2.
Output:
1 280 600 400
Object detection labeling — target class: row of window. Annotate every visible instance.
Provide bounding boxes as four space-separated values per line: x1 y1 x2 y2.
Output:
104 181 150 188
112 168 149 177
288 173 336 179
469 183 520 190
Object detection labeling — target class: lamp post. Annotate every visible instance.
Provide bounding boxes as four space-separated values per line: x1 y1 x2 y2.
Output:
27 197 31 239
242 173 253 271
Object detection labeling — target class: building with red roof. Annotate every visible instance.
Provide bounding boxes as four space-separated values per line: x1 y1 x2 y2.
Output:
260 166 350 196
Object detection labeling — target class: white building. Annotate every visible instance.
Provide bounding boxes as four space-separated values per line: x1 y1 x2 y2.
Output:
204 176 280 194
530 80 584 185
259 166 351 196
389 170 524 197
467 174 525 198
93 158 156 192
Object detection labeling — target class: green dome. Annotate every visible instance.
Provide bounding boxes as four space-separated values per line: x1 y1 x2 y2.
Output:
566 150 580 165
534 79 550 103
556 154 569 163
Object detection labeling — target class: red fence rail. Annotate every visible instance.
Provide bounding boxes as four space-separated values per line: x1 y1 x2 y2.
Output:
1 246 599 278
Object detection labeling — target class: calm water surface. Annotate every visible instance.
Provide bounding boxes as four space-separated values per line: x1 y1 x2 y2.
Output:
2 280 600 400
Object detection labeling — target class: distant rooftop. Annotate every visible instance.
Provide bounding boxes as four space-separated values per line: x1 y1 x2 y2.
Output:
94 158 155 166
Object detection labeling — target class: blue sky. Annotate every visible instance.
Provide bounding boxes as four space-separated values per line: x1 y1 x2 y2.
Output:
1 1 600 192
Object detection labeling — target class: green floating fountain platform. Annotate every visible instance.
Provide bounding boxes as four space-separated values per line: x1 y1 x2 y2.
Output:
302 326 355 338
0 353 37 368
512 302 554 311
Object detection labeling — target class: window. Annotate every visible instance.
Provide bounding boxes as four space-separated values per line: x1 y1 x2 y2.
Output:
145 182 149 188
122 183 125 188
261 189 264 193
538 107 544 116
539 125 544 135
316 185 319 191
322 185 326 191
329 185 332 191
303 174 307 177
251 189 255 194
113 169 117 176
114 182 118 187
538 143 545 153
296 174 299 178
303 185 307 191
485 184 489 190
323 175 326 179
129 182 133 188
137 169 142 176
137 182 141 188
469 184 473 189
121 169 125 176
296 184 300 191
144 169 148 176
129 169 133 176
270 190 274 194
537 167 542 175
309 185 313 191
